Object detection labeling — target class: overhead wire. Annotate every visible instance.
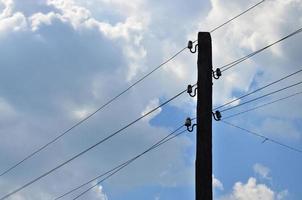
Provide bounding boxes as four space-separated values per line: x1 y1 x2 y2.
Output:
0 86 192 200
55 121 193 200
219 80 302 113
0 0 267 179
221 120 302 154
72 129 189 200
0 0 268 197
192 0 267 43
0 47 187 178
209 0 266 33
223 91 302 119
217 27 302 73
214 68 302 110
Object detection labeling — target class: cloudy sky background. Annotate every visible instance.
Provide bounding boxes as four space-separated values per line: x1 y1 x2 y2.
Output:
0 0 301 199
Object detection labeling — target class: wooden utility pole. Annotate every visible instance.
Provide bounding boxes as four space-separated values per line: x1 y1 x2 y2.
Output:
196 32 213 200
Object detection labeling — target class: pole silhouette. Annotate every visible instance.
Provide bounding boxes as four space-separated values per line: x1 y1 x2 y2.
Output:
196 32 213 200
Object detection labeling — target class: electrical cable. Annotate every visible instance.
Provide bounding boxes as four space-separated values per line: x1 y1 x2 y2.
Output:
0 47 187 178
214 68 302 110
72 129 189 200
0 87 192 200
192 0 267 43
210 0 266 33
54 122 192 200
223 91 302 119
221 120 302 154
0 0 268 197
220 80 302 113
219 27 302 72
0 0 267 178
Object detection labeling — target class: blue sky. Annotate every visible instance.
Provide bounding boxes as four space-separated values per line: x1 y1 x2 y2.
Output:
0 0 301 199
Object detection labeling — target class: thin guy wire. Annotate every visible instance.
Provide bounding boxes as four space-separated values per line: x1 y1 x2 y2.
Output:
221 120 302 154
54 123 188 200
219 27 302 72
72 129 189 200
0 87 191 200
214 68 302 110
0 47 187 178
220 80 302 113
223 91 302 119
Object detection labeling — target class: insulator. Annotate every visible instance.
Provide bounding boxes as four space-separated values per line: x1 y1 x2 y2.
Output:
187 41 193 49
185 117 192 127
187 85 193 94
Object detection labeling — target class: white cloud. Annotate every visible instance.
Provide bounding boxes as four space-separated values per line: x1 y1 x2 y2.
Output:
0 12 27 34
253 163 271 180
0 0 14 19
30 12 61 31
93 184 108 200
0 0 27 34
141 98 162 121
220 178 275 200
0 0 300 199
193 0 302 110
277 190 289 200
213 175 224 190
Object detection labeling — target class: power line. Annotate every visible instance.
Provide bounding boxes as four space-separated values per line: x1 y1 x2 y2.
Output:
0 48 187 178
221 120 302 154
218 27 302 72
72 129 189 200
193 0 266 43
55 122 192 200
0 87 190 200
0 0 266 178
223 91 302 119
220 80 302 113
214 67 302 110
209 0 266 33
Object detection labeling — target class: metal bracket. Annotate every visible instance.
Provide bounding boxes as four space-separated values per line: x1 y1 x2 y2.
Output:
187 41 198 53
212 68 222 80
185 117 197 132
187 84 198 97
212 111 222 121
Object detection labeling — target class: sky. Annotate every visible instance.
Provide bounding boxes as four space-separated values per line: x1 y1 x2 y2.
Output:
0 0 301 199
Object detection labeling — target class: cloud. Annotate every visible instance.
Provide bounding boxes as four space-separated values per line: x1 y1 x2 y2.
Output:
92 184 108 200
277 190 289 200
0 0 27 35
213 175 224 190
219 163 289 200
29 12 61 31
193 0 302 109
253 163 271 180
0 0 195 198
220 177 274 200
141 98 162 121
0 0 301 199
